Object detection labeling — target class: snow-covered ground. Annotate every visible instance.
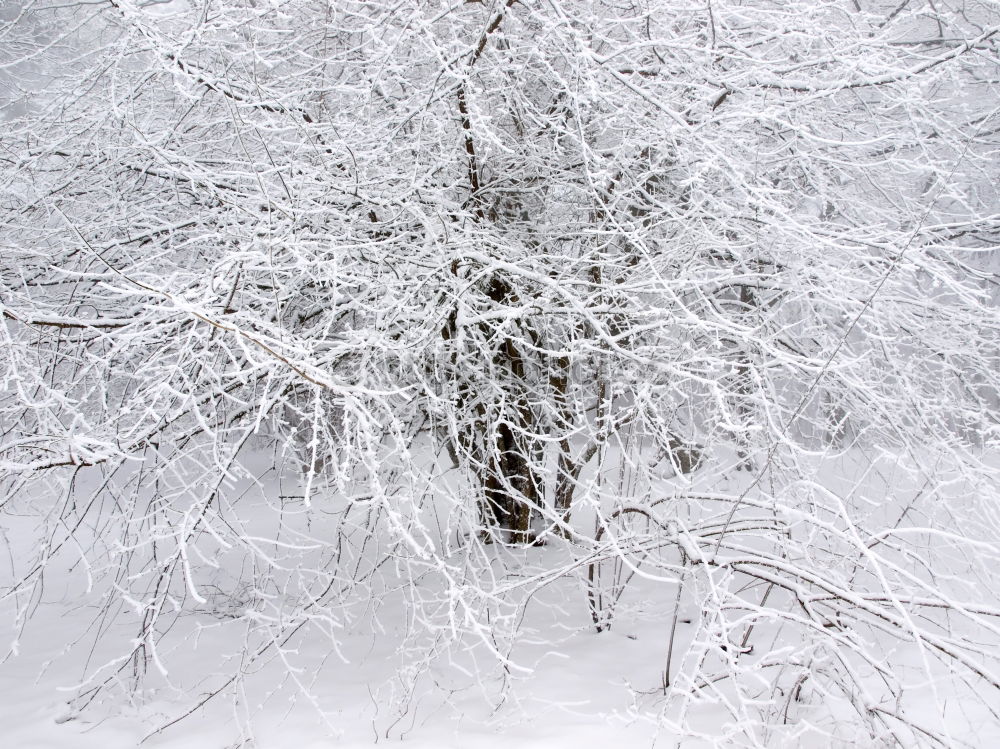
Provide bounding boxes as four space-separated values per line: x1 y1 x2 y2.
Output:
1 585 670 748
3 447 999 748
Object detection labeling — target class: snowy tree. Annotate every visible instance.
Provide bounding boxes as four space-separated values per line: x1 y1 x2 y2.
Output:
2 0 1000 745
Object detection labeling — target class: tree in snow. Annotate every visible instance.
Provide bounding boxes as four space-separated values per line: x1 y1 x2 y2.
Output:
2 0 1000 745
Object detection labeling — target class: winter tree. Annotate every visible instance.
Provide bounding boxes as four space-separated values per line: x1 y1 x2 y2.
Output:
1 0 999 745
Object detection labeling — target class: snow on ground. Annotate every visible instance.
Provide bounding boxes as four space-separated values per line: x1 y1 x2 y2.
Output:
0 561 670 748
3 448 999 748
